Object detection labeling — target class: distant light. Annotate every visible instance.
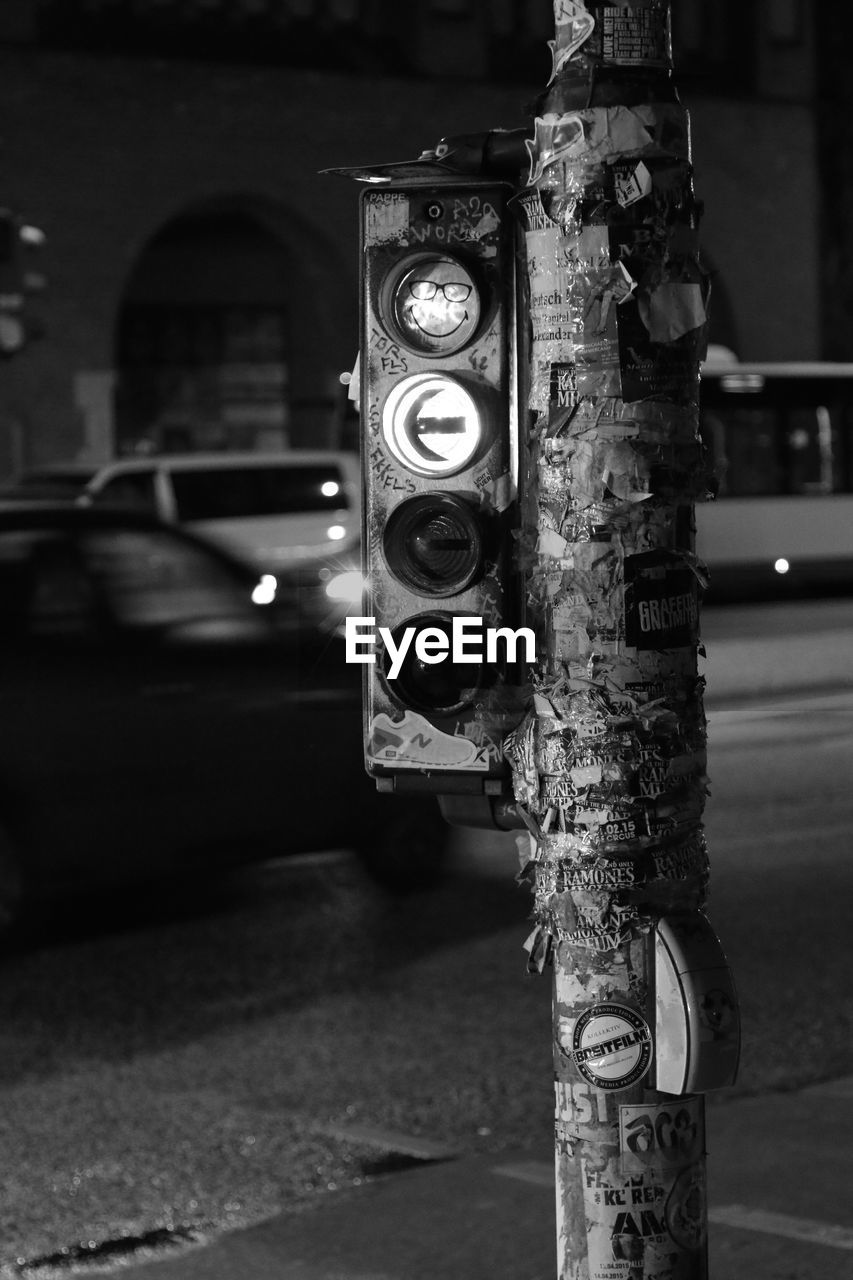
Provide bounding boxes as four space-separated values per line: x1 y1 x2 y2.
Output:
720 373 765 393
20 225 46 248
774 558 790 575
0 313 25 352
321 480 341 498
252 574 278 605
325 570 365 603
327 524 346 541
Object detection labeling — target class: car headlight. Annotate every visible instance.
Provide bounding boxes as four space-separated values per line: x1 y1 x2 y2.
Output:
251 574 278 606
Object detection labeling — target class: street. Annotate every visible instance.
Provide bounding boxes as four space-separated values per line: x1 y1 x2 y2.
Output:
0 601 851 1274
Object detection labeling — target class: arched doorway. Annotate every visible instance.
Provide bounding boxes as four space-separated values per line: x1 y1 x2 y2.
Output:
114 203 316 455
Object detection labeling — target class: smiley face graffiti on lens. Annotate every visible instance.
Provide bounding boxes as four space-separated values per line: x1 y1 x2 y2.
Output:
390 255 481 355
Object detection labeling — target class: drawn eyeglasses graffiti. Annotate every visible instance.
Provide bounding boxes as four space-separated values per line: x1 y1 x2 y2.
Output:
385 253 481 355
407 280 473 303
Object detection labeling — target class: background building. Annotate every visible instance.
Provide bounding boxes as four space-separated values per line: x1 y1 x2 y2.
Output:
0 0 823 476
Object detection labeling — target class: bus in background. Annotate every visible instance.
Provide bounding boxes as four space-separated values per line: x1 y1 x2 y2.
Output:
696 354 853 601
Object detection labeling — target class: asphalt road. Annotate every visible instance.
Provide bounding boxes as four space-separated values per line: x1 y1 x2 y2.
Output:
0 600 850 1275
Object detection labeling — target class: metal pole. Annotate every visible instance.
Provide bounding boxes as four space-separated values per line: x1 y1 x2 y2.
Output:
504 4 738 1276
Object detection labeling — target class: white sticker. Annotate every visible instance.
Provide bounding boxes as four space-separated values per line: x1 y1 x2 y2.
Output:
368 710 488 771
571 1002 652 1090
619 1097 704 1172
364 191 409 247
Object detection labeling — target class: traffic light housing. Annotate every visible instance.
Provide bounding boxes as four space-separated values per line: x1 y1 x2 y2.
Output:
356 177 525 795
0 209 46 357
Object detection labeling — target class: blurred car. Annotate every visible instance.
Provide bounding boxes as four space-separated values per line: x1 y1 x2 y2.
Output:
0 503 448 933
15 452 364 637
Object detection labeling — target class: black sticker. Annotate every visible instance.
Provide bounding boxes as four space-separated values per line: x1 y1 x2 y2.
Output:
625 552 698 650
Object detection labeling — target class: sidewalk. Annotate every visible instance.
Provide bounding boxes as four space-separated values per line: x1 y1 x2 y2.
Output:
118 1076 853 1280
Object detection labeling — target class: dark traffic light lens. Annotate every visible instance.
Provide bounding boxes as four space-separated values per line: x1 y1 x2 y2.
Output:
383 494 484 596
383 614 482 714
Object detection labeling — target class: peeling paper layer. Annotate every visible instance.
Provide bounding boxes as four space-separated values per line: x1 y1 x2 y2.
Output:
640 282 707 343
550 0 596 75
527 104 690 185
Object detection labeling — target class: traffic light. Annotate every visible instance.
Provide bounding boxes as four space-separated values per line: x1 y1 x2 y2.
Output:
353 176 527 796
0 209 46 357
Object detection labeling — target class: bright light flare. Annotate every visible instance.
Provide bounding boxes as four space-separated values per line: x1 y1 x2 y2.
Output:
321 480 341 498
251 573 278 605
325 570 365 604
327 524 347 541
774 558 790 575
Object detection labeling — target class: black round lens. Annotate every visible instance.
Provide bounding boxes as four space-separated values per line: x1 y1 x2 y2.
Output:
383 495 484 597
383 614 483 714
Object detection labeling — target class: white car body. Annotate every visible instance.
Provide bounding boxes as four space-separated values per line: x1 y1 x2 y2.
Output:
18 451 363 634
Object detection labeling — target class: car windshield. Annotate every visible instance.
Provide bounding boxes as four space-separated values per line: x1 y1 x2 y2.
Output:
171 465 350 522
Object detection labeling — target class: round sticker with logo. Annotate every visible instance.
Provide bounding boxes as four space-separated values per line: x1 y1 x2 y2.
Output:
571 1002 652 1091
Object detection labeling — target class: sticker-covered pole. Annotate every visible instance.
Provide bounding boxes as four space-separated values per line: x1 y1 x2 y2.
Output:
504 4 739 1277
